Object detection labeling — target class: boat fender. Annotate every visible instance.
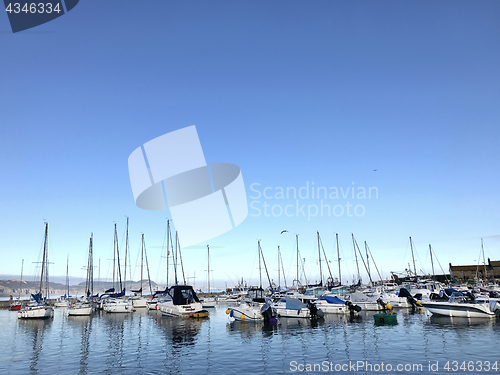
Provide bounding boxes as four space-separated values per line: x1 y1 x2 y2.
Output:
230 309 234 317
241 314 245 319
226 309 230 314
385 303 393 310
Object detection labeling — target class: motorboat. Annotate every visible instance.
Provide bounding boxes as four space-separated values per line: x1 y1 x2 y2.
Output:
421 289 499 318
313 295 361 314
226 287 273 322
158 285 209 318
272 297 323 319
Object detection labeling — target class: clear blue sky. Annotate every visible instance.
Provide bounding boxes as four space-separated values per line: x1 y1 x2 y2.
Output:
1 1 499 289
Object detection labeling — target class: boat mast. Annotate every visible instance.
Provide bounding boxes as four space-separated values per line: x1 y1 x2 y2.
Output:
113 224 116 293
277 246 280 289
296 234 299 287
429 244 435 281
409 237 417 279
115 225 123 294
482 238 488 279
258 241 273 291
140 234 144 296
317 231 323 286
86 233 94 297
18 259 24 301
278 246 287 289
336 233 341 285
166 219 170 288
351 234 361 285
124 217 129 294
38 223 49 300
365 241 383 283
143 235 153 296
207 245 211 294
66 255 69 298
177 233 186 285
318 232 334 284
258 241 262 288
174 229 178 285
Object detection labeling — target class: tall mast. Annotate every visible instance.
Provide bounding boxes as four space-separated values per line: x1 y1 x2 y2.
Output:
258 241 273 291
278 246 287 289
258 241 262 288
317 232 323 286
18 259 24 301
113 224 116 293
174 229 178 285
177 233 186 285
296 234 299 287
365 242 370 278
124 217 129 294
143 235 153 296
207 245 211 294
409 237 417 278
277 246 280 289
482 238 488 279
336 233 341 285
351 234 361 285
166 220 170 288
66 255 69 298
87 233 94 297
40 223 48 298
140 234 144 296
429 244 435 281
115 224 123 294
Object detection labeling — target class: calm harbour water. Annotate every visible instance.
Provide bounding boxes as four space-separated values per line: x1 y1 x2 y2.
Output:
1 305 499 374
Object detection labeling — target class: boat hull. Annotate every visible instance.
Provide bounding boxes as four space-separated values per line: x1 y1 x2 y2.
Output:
228 304 264 321
103 299 133 313
274 307 311 318
159 301 208 318
67 304 92 316
131 297 148 308
421 302 496 318
18 306 54 319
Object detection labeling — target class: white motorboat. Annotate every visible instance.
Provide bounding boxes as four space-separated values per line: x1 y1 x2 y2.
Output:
18 223 54 320
273 297 323 318
158 285 209 318
314 295 361 314
226 287 274 322
421 290 499 318
103 298 134 313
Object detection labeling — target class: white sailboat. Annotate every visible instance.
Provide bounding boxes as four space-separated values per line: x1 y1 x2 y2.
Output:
18 223 54 320
67 234 94 316
130 234 152 308
103 223 133 313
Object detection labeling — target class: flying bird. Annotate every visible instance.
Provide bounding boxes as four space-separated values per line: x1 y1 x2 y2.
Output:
280 230 288 234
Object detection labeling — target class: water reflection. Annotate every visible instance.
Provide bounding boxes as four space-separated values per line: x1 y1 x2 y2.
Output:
18 319 52 374
226 319 278 338
67 316 92 375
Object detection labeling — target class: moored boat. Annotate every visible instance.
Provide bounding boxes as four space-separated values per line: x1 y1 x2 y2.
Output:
158 285 209 318
18 223 54 320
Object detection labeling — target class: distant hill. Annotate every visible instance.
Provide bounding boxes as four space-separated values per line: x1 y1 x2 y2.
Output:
0 279 163 298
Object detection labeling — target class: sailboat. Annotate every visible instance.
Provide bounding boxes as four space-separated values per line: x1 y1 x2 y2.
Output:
55 255 70 307
67 234 94 316
130 234 153 308
102 223 133 313
18 223 54 319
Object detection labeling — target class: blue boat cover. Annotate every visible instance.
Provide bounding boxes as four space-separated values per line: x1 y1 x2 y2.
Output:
284 298 306 310
317 295 345 304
